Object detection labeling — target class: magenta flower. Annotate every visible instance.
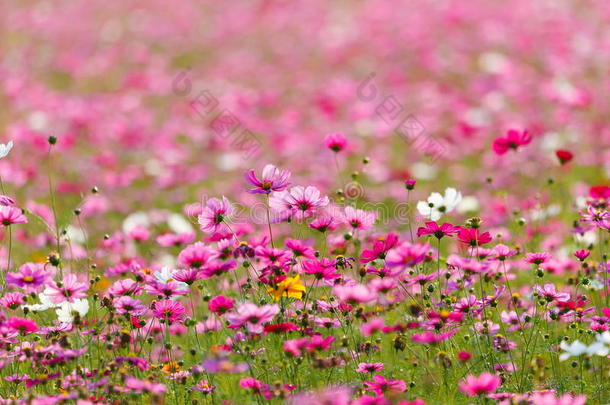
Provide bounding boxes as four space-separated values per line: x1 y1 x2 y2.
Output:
198 197 233 234
0 206 27 226
456 227 492 247
492 129 532 155
324 133 348 152
574 249 590 262
46 274 88 304
7 317 38 334
283 186 329 220
225 302 280 334
416 221 460 239
152 299 186 323
5 263 49 293
458 372 501 397
244 164 291 194
208 295 234 315
360 233 399 263
363 375 407 396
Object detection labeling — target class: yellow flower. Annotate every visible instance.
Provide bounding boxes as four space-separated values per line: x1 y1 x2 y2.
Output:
267 274 306 301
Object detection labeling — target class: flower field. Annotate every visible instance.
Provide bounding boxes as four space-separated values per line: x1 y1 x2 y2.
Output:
1 0 610 404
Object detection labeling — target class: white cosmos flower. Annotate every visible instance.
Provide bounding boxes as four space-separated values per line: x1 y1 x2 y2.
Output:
154 266 187 288
416 187 462 221
0 141 13 159
22 289 56 312
56 299 89 323
559 340 589 361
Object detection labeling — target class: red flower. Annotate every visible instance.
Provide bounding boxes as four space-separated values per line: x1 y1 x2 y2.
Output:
555 149 573 165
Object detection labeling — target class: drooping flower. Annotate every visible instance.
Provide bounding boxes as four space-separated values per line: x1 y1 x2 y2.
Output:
244 164 291 194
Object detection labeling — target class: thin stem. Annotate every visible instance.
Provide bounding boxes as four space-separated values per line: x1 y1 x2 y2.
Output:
265 193 274 248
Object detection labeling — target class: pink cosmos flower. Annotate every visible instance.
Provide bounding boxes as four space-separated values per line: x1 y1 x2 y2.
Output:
363 375 407 396
0 195 16 206
491 244 518 261
5 263 49 293
492 129 532 155
152 299 186 323
0 206 27 226
208 295 234 315
324 133 348 152
525 252 551 265
456 227 492 247
356 362 384 373
114 296 147 316
333 284 376 304
529 392 587 405
416 221 460 239
309 215 339 233
198 197 233 234
458 372 501 396
0 292 25 309
573 249 590 261
283 186 329 220
7 317 38 334
342 206 377 230
534 284 570 302
301 258 341 281
244 164 291 194
412 329 458 344
361 318 385 337
385 242 430 269
225 303 280 334
285 238 316 259
46 274 88 304
360 233 399 263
